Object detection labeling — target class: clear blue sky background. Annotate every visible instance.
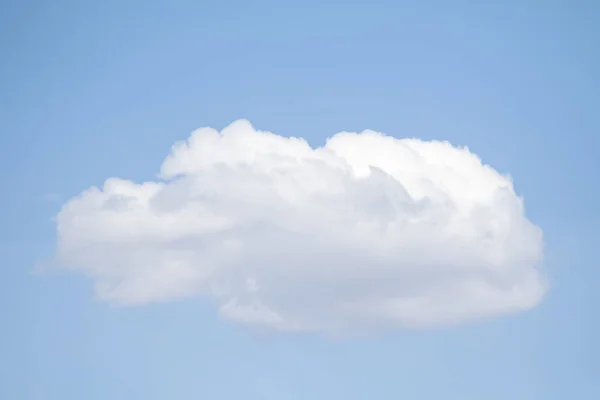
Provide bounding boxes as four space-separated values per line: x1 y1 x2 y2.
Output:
1 1 599 399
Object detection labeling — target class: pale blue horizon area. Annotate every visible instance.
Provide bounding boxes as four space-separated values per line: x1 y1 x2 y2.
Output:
1 1 599 398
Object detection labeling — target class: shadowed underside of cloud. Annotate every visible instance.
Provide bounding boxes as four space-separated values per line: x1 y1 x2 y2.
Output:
53 119 546 336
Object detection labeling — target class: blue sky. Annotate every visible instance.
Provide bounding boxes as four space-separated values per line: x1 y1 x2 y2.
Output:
1 1 599 398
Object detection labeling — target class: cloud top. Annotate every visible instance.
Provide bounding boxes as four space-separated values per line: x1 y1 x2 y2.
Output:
53 120 545 335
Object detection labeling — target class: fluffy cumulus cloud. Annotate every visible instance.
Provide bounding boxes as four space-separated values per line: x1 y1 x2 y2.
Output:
53 120 546 335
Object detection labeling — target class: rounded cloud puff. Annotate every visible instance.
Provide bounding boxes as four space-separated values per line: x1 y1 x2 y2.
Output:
54 120 546 335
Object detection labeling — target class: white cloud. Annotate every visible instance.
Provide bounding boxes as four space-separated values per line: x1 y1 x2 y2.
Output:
53 119 546 335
